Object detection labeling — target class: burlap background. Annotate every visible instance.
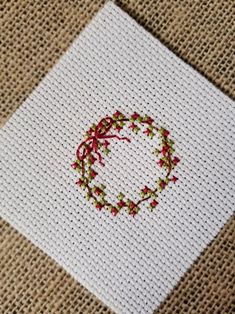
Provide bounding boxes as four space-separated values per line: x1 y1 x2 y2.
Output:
0 0 234 313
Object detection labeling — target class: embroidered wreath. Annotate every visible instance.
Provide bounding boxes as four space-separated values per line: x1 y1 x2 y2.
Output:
72 111 180 217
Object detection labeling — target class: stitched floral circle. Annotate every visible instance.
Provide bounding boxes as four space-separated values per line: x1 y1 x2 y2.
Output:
72 111 180 217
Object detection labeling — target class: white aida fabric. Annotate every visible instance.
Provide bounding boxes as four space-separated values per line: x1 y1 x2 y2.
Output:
1 2 235 314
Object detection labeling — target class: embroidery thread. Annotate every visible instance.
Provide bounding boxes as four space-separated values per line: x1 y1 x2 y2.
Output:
72 111 180 217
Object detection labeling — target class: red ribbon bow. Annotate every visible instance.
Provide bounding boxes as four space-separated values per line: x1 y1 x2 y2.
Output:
77 117 130 166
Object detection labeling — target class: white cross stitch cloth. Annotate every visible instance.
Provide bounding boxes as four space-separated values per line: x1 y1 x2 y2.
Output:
1 2 235 314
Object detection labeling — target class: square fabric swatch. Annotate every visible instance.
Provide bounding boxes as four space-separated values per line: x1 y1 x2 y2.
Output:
0 2 234 314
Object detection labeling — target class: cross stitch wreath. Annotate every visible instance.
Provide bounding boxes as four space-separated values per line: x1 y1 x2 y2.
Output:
72 111 180 217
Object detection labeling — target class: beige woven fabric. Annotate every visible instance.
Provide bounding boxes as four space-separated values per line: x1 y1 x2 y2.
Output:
155 215 235 314
0 0 234 313
0 219 113 314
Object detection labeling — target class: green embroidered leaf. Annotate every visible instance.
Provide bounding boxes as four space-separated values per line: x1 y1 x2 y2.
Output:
118 192 124 200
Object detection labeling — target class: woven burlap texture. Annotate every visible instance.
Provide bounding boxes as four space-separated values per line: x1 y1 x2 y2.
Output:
0 0 234 313
155 215 235 314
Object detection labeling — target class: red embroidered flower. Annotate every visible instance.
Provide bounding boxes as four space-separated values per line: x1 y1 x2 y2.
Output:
91 170 98 178
150 200 158 208
145 116 154 125
161 145 170 156
129 202 136 210
142 186 150 194
157 159 165 167
76 179 84 186
129 210 137 217
162 129 170 137
71 162 78 169
117 200 126 208
96 203 103 211
95 187 102 195
172 156 180 165
115 125 123 132
129 123 137 130
159 180 167 189
171 176 178 183
144 128 151 136
114 111 122 118
111 207 119 216
131 112 140 120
